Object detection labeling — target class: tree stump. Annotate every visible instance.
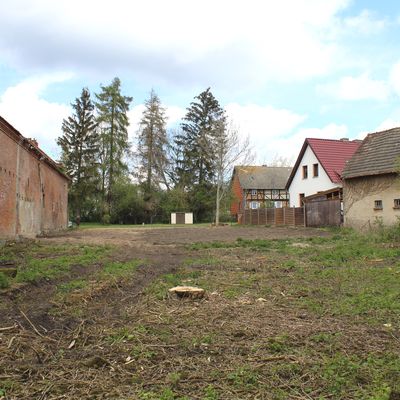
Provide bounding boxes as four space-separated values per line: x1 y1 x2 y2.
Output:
169 286 205 299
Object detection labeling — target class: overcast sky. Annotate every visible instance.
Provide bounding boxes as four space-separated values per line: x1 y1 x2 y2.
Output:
1 0 400 163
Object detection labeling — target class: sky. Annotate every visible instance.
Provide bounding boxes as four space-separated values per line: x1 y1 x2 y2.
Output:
1 0 400 164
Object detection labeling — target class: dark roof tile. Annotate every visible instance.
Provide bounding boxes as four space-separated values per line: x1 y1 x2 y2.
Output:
342 128 400 179
234 166 292 189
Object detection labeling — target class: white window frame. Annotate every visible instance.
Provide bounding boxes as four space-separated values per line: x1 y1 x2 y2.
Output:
250 201 259 209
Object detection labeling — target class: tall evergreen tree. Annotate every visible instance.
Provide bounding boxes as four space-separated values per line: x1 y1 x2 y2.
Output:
174 88 226 221
95 77 132 220
57 87 99 225
175 88 226 187
137 89 170 192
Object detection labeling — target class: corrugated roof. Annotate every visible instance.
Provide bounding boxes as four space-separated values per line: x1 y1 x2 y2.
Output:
234 166 292 189
342 127 400 179
286 138 361 188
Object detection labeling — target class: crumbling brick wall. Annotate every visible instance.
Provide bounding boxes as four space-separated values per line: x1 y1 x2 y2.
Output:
0 117 69 239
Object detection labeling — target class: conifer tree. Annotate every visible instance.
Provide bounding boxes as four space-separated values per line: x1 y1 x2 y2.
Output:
175 88 226 187
174 88 226 221
137 89 170 192
58 88 99 225
95 77 132 220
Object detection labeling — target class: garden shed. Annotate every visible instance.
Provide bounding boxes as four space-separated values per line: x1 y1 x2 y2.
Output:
171 212 193 225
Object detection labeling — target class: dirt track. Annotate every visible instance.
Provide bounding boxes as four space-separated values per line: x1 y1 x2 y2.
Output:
44 225 330 247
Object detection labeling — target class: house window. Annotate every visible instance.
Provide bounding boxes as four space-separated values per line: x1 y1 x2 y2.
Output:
313 163 319 177
251 189 257 196
299 193 305 206
251 201 259 209
302 165 308 179
394 199 400 209
374 200 383 210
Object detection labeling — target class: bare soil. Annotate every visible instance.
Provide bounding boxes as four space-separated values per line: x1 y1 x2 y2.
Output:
1 226 398 399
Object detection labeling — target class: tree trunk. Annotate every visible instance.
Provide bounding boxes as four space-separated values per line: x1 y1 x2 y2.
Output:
215 178 221 226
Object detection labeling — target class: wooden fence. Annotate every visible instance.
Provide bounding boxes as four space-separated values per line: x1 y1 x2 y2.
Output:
239 207 304 226
305 199 341 227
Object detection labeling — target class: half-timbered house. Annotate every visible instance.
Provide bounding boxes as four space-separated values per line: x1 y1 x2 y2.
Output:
230 166 292 220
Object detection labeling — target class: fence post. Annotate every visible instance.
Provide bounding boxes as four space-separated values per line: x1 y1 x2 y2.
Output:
303 205 306 227
283 207 286 225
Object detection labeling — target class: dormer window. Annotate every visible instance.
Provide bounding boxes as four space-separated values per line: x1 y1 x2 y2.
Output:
302 165 308 179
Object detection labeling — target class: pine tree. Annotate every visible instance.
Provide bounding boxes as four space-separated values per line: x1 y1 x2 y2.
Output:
95 77 132 220
57 88 99 225
174 88 226 221
137 89 170 192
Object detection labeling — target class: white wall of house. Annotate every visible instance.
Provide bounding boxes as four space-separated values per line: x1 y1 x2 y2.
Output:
288 145 339 207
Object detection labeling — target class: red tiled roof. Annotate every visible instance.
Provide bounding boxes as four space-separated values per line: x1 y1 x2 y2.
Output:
307 138 361 183
286 138 361 189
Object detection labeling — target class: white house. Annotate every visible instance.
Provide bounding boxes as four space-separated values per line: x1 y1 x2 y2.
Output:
286 138 361 207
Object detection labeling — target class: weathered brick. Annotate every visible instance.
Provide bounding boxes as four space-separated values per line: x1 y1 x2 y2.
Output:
0 116 69 239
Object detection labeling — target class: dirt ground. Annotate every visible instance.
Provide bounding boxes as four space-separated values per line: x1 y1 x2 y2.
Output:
45 225 330 246
1 226 398 399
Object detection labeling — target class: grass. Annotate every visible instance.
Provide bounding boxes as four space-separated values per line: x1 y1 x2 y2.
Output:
0 272 9 289
0 242 112 286
101 259 142 278
57 279 88 293
2 225 400 399
15 245 110 283
187 228 400 325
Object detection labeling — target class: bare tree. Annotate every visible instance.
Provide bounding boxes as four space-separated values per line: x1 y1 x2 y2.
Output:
268 154 294 167
214 121 254 225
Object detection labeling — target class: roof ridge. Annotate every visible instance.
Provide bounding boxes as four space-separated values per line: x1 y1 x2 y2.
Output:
307 137 360 143
364 126 400 137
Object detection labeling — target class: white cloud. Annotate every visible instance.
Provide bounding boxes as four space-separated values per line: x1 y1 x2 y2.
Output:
376 118 400 132
225 104 352 163
318 73 389 101
269 123 349 163
341 10 387 35
0 74 72 158
225 103 307 162
0 0 350 87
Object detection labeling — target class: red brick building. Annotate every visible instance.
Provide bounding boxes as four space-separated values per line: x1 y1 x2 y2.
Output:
0 116 69 239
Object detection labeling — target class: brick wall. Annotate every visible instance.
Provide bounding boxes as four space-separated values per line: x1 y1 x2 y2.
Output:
0 118 69 239
230 173 243 216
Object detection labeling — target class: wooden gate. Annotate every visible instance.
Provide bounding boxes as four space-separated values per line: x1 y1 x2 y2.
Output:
305 199 341 227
